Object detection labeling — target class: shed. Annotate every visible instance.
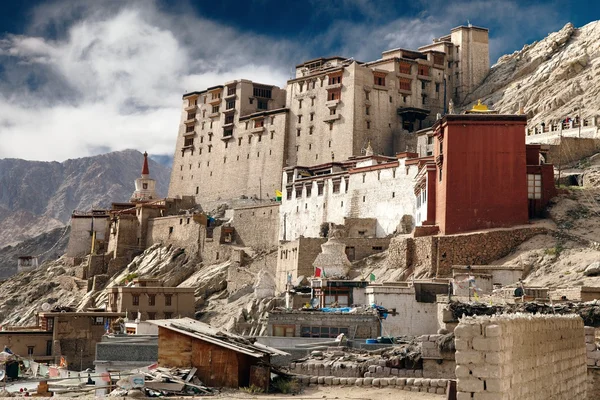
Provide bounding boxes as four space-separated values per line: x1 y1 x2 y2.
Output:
148 318 288 389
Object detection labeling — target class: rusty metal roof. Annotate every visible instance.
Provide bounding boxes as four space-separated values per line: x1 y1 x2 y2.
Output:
149 318 288 358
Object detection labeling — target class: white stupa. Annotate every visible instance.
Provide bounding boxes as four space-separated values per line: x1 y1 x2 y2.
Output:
130 152 158 203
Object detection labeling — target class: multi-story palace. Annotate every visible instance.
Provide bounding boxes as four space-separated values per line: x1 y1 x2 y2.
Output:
168 25 490 209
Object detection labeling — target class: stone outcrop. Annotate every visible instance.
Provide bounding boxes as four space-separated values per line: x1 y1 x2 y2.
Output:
464 21 600 128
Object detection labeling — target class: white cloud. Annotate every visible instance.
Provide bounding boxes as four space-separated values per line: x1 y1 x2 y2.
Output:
0 1 292 161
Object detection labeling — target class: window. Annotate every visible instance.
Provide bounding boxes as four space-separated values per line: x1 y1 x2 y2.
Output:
253 87 272 98
422 95 427 105
306 184 312 198
365 91 369 100
187 112 196 120
286 188 293 200
328 90 340 101
317 182 324 196
298 115 302 123
374 74 385 86
93 316 105 325
366 106 370 115
298 99 303 109
142 183 148 189
212 105 219 113
435 83 440 93
133 295 140 306
439 167 443 182
330 109 336 115
421 80 427 90
297 129 301 137
328 74 342 85
399 78 411 91
225 114 234 125
227 86 236 96
46 340 52 356
372 246 383 251
168 227 173 234
28 346 34 356
273 325 295 337
226 100 235 110
300 326 349 338
311 97 315 106
399 61 411 74
148 294 156 306
184 137 194 147
212 91 221 100
367 121 371 129
528 174 542 199
332 180 341 193
309 126 314 135
270 131 274 139
310 113 314 121
208 144 212 153
257 99 268 110
165 294 172 306
148 312 156 320
295 185 302 198
270 116 274 125
418 65 430 76
185 125 194 133
164 312 173 319
255 119 264 128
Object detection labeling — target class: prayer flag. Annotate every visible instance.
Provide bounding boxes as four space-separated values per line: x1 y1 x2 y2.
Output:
369 273 376 282
315 267 322 277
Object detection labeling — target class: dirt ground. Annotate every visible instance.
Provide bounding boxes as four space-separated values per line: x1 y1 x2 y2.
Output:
217 385 444 400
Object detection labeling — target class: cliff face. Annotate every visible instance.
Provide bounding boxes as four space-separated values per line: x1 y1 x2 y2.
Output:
0 149 170 248
464 21 600 126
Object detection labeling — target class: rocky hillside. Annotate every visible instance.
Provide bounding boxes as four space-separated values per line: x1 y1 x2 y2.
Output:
0 226 70 278
464 21 600 126
0 150 171 248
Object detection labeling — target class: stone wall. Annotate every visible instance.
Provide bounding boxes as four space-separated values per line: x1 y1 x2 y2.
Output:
455 313 586 399
545 137 600 165
383 227 543 278
420 334 456 379
66 216 109 258
106 215 139 260
231 203 280 251
435 227 547 277
146 215 205 256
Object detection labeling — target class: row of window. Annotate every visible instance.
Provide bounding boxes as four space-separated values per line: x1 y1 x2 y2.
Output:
180 131 277 157
125 293 173 306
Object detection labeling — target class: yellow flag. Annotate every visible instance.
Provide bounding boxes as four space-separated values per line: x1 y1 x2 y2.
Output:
275 190 283 197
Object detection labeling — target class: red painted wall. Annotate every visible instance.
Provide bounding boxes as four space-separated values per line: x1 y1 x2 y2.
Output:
434 115 529 235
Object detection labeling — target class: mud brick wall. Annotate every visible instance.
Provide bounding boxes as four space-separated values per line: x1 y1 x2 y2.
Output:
455 313 586 399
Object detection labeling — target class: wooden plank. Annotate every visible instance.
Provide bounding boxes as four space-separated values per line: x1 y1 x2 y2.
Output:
185 367 197 382
144 381 185 392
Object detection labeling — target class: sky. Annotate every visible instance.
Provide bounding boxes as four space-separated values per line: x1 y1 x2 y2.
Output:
0 0 598 164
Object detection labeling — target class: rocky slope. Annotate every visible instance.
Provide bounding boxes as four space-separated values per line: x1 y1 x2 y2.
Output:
0 150 171 248
464 21 600 126
0 226 70 278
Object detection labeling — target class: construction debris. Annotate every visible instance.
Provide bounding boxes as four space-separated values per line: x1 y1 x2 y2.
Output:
449 300 600 326
113 367 214 397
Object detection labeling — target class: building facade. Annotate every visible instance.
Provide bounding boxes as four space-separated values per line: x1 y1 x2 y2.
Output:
414 112 556 235
279 150 418 241
105 278 196 321
167 80 288 210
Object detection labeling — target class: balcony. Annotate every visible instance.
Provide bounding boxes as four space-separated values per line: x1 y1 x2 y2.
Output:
325 99 340 108
396 71 412 79
325 82 342 90
221 132 234 141
417 74 432 81
251 126 266 134
398 87 412 95
373 84 388 91
208 112 220 118
183 130 196 137
184 104 198 112
209 97 222 105
183 118 196 126
224 90 237 99
323 113 341 122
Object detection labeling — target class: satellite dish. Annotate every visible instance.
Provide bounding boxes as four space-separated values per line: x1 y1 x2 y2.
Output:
41 303 51 311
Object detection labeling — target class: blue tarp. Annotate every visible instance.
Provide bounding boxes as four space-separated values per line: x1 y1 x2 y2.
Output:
320 307 354 313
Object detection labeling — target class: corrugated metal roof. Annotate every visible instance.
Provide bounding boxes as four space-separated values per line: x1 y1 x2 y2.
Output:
149 318 288 358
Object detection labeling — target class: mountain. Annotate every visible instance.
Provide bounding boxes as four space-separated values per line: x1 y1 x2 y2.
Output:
0 149 171 248
464 21 600 126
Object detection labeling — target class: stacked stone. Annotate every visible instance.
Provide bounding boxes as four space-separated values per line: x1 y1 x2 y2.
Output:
420 334 443 358
293 374 447 394
289 361 363 378
585 326 600 367
363 359 423 379
455 313 587 400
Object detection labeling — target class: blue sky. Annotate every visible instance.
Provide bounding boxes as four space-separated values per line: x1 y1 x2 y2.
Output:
0 0 598 163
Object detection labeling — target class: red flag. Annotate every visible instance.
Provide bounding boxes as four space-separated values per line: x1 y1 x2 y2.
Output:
315 267 321 277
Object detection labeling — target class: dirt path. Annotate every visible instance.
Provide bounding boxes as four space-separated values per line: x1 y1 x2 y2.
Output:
217 385 444 399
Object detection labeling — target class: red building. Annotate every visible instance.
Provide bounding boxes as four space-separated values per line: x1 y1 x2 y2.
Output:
414 108 556 235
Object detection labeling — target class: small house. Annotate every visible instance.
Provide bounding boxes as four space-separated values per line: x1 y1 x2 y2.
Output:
149 318 288 389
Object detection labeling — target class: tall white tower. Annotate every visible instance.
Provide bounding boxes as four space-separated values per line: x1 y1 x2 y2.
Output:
130 152 158 203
